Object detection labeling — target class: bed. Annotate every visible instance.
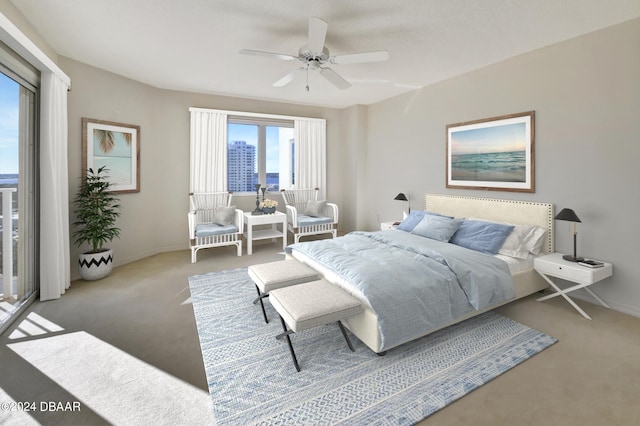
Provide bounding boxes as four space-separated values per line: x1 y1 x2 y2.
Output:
287 193 554 354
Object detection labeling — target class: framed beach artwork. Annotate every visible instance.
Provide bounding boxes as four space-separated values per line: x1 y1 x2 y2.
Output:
446 111 535 192
82 118 140 193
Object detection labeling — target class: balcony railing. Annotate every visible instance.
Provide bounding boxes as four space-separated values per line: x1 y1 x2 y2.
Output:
0 187 16 300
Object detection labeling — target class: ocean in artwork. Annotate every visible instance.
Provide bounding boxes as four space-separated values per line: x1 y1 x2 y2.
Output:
92 156 132 186
92 129 133 186
451 150 526 182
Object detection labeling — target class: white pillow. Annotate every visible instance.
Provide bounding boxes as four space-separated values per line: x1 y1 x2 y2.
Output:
304 200 327 217
528 227 547 255
503 225 546 259
212 206 236 226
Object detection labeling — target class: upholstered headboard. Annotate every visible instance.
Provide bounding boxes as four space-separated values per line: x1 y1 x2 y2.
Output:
425 193 554 254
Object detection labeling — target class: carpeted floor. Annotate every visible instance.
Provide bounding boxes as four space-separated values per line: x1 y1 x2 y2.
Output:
6 331 212 426
189 267 557 425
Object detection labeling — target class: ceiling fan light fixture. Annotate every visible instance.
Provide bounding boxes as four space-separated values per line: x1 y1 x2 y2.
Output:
299 46 330 62
240 17 389 91
308 60 321 71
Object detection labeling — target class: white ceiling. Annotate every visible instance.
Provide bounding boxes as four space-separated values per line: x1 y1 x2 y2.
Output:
10 0 640 109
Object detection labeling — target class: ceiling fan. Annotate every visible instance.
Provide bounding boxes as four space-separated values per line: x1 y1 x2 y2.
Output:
239 17 390 91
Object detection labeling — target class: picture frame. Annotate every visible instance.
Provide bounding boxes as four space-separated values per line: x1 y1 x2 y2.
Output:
82 118 140 193
446 111 534 192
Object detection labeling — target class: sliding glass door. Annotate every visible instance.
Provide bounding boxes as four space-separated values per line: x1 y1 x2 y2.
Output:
0 65 38 333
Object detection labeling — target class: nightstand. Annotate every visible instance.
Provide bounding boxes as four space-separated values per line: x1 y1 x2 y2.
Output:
380 221 400 230
534 252 613 319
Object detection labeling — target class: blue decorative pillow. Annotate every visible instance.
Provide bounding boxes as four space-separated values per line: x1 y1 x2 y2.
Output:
397 210 454 232
397 210 427 232
450 219 514 254
411 215 462 242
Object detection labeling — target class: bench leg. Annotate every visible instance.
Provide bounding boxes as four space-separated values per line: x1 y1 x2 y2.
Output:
276 315 300 372
253 285 269 323
338 321 355 352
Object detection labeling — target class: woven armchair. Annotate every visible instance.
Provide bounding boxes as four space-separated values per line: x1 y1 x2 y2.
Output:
280 188 338 244
188 192 243 262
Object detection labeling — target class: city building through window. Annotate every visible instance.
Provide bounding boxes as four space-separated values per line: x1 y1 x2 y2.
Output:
227 119 294 193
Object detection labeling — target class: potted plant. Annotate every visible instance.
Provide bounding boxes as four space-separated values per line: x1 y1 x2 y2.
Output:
72 166 121 280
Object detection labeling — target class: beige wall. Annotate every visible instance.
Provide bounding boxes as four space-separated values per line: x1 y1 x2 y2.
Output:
338 104 368 231
365 18 640 316
61 58 348 277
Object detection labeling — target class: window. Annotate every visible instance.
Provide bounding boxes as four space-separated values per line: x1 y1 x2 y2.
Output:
227 118 294 192
0 41 39 333
190 108 324 196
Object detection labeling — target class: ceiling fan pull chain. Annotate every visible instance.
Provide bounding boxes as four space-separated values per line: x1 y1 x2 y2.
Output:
306 66 310 92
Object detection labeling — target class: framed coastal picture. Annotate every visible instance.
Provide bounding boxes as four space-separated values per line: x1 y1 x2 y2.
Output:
82 118 140 193
446 111 534 192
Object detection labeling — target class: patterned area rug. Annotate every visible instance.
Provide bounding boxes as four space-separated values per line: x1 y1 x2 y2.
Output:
189 268 557 425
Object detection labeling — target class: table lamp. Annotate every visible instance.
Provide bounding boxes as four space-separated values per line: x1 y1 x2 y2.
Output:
555 208 584 262
394 193 410 217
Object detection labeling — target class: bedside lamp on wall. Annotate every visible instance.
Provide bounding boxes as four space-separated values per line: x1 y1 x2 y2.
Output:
394 193 410 218
555 208 584 262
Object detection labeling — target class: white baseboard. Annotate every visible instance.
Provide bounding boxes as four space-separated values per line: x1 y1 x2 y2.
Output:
570 291 640 319
602 300 640 318
70 244 189 282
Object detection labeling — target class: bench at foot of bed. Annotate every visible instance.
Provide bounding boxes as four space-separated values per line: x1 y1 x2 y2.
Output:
248 259 319 323
270 279 362 372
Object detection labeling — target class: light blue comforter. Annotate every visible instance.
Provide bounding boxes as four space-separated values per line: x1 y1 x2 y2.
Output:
288 230 515 351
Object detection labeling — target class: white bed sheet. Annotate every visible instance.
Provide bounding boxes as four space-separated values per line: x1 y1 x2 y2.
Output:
496 253 535 275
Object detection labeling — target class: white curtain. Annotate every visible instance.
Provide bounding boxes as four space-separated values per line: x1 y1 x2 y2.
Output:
294 118 326 198
39 72 70 301
189 108 227 193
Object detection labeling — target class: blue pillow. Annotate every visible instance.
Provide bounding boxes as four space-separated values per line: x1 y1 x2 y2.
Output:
411 215 462 242
450 220 514 254
397 210 427 232
397 210 453 232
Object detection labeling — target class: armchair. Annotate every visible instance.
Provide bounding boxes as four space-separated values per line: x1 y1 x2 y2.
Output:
188 192 243 262
280 188 338 244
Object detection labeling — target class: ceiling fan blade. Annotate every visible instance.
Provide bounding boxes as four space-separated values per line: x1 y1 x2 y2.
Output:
319 67 351 90
307 17 328 54
331 50 390 65
239 49 298 62
272 68 304 87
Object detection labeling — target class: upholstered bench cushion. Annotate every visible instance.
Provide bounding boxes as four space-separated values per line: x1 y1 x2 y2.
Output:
195 223 238 237
296 214 333 227
248 260 319 294
270 280 362 332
